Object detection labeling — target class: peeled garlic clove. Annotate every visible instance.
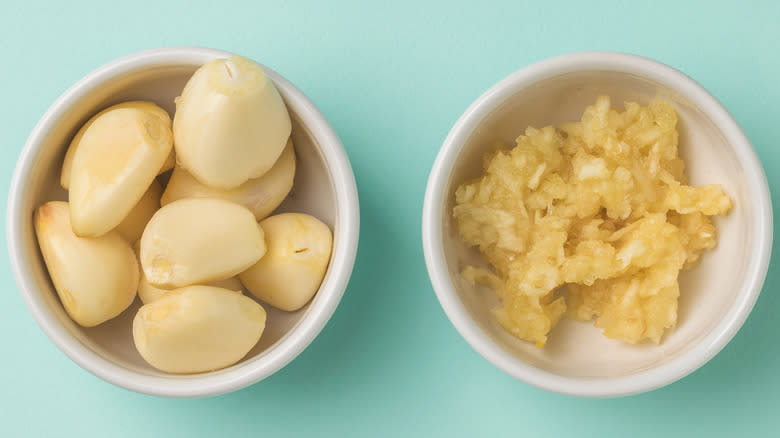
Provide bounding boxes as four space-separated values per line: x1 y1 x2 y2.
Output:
34 201 138 327
212 275 244 292
161 139 296 220
173 55 291 189
139 271 243 304
69 107 173 237
114 180 162 244
158 149 176 174
140 198 266 289
132 285 265 373
61 101 171 189
240 213 332 311
134 240 244 305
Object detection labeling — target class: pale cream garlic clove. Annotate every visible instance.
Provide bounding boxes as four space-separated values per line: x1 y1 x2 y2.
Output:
61 101 173 190
132 240 243 305
161 139 296 220
158 149 176 175
172 55 291 189
210 276 244 292
140 198 266 289
69 107 173 237
132 285 266 373
114 180 162 244
240 213 332 311
138 269 243 304
34 201 138 327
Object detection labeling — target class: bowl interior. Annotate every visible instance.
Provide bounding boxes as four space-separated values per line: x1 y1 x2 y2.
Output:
441 71 752 378
18 60 337 378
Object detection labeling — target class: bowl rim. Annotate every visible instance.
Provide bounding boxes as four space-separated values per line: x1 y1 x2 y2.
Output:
421 51 773 398
7 46 360 397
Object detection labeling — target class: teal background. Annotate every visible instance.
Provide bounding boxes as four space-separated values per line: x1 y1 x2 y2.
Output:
1 0 778 436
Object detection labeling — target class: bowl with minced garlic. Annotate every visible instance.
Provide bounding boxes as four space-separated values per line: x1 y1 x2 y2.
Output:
422 52 772 397
8 47 359 397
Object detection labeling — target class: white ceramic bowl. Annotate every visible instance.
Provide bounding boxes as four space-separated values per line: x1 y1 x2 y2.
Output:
422 52 772 397
8 47 360 397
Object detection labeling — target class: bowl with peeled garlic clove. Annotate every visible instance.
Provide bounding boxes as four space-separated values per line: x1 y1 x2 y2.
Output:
8 47 360 397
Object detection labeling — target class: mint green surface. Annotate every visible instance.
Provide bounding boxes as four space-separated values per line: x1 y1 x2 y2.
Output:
2 1 778 435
